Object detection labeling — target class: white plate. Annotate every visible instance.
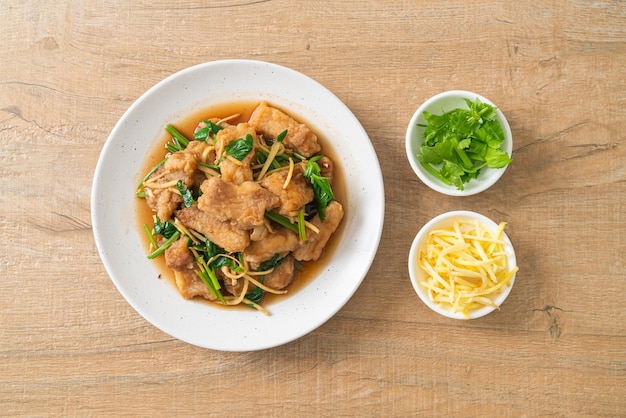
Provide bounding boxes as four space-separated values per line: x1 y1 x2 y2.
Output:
91 60 385 351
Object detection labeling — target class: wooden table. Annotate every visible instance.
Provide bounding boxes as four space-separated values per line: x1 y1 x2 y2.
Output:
2 1 625 416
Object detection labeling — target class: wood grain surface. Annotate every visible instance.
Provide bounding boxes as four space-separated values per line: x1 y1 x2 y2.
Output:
1 1 625 416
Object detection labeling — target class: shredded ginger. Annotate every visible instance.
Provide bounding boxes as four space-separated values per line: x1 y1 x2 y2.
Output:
418 219 519 319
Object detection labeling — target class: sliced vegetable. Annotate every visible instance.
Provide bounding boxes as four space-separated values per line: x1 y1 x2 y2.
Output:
194 251 226 304
417 98 511 190
297 209 306 241
147 231 180 259
246 253 290 306
194 120 223 143
417 219 519 318
256 136 284 181
303 156 334 221
137 158 166 192
258 253 289 271
143 224 157 248
153 216 177 239
176 180 195 208
225 134 254 161
246 285 264 304
275 129 288 143
165 124 190 153
264 211 299 235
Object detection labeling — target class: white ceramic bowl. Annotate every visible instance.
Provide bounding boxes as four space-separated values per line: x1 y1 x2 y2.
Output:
408 210 517 319
405 90 513 196
92 60 385 351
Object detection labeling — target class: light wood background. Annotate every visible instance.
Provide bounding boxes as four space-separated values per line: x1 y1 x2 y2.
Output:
2 1 625 416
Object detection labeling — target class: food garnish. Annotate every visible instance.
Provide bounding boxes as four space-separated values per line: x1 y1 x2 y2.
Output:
176 180 195 208
194 120 223 142
224 134 254 161
418 218 519 318
165 124 189 153
303 156 334 221
416 98 511 190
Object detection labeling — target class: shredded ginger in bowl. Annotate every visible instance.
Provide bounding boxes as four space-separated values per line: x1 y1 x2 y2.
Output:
418 219 519 318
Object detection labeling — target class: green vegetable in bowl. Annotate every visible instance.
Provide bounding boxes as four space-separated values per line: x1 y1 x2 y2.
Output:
416 98 511 191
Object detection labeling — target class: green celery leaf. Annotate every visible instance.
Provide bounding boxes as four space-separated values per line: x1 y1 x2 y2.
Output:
465 98 497 122
258 253 289 271
479 119 505 147
165 124 190 151
194 120 224 142
438 135 464 164
206 240 225 258
417 145 444 165
458 137 472 150
450 108 477 133
276 129 288 143
485 147 512 168
210 255 233 270
303 157 334 221
247 285 264 304
225 134 254 161
258 254 281 271
422 111 449 145
153 217 177 239
440 161 466 190
176 180 195 208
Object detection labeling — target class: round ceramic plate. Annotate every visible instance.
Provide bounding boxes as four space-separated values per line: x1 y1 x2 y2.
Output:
91 60 384 351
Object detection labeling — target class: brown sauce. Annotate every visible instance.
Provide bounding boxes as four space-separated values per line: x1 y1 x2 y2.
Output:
136 100 347 310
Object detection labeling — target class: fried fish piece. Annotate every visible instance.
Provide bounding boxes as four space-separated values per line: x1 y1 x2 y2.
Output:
197 177 279 230
176 206 250 253
260 164 314 216
249 101 321 157
293 201 344 261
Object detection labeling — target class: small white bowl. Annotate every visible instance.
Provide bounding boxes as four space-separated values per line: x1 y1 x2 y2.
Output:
408 210 517 320
405 90 513 196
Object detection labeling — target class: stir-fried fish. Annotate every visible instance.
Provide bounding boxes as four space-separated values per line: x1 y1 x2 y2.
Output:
144 148 198 220
264 255 296 290
260 164 314 216
198 177 280 229
243 226 299 265
176 206 250 253
249 101 321 157
141 101 343 309
215 123 256 184
165 238 216 300
293 201 344 261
